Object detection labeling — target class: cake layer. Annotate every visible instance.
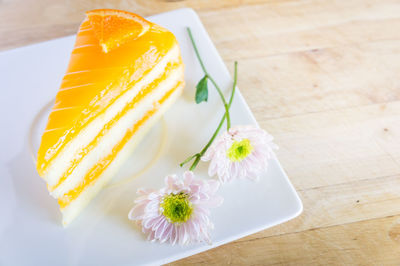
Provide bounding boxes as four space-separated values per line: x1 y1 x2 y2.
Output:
50 64 184 198
60 82 184 226
44 45 180 187
37 18 178 177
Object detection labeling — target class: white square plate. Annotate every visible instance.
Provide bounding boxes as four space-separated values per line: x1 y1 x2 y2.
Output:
0 8 302 265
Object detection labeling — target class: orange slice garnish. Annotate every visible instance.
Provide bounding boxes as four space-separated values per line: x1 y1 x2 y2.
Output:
86 9 151 53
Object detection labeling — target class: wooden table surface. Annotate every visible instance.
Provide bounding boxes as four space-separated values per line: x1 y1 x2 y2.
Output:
3 0 400 264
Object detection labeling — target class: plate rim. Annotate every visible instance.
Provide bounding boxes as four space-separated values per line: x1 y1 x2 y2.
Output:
0 7 303 265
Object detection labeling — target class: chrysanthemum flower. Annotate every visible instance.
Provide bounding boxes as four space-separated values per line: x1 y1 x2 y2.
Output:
201 125 278 183
128 171 223 245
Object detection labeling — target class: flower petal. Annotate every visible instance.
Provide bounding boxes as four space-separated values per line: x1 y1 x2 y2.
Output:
183 171 195 185
128 171 223 245
202 125 277 183
128 202 147 220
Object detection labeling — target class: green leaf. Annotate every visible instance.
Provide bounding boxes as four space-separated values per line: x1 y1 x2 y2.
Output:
195 75 208 104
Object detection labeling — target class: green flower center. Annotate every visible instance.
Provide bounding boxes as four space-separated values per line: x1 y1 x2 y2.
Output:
227 138 254 162
160 193 193 224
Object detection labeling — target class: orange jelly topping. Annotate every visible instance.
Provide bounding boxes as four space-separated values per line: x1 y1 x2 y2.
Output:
36 13 177 176
86 9 151 53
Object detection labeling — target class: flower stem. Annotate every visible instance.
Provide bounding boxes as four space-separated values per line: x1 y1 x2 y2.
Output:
186 27 231 130
184 61 238 171
179 153 199 167
229 61 238 107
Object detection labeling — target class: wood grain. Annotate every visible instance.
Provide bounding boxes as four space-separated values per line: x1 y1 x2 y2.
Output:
2 0 400 264
172 215 400 265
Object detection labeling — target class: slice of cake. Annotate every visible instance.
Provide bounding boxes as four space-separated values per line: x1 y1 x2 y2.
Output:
36 9 185 226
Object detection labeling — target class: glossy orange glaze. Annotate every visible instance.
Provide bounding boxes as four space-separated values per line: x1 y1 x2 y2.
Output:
58 82 182 209
36 16 177 176
49 61 182 192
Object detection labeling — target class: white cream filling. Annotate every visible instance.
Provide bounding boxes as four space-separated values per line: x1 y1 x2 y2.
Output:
61 83 184 226
51 67 183 198
44 45 180 186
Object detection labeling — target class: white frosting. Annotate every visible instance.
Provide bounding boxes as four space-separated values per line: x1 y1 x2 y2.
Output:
44 45 180 186
60 83 184 226
51 66 183 198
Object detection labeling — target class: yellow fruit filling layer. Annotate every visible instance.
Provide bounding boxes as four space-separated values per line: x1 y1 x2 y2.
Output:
49 61 182 192
58 82 182 209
